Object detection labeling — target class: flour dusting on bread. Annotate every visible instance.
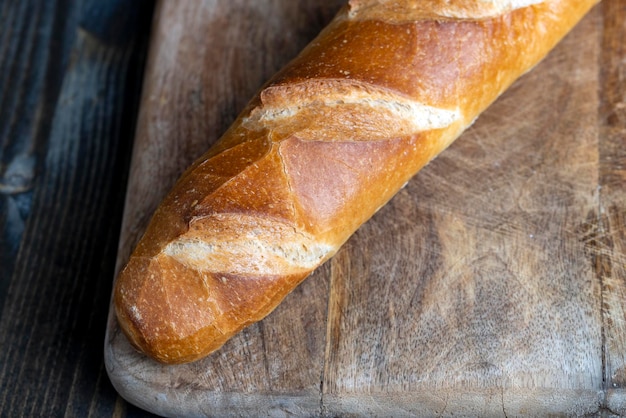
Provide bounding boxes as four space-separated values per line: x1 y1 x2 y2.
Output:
244 80 460 141
348 0 546 21
164 214 333 275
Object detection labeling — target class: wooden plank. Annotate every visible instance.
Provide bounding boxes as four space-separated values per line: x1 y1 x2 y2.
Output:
105 1 626 416
598 0 626 413
0 0 77 318
323 8 604 415
0 0 155 416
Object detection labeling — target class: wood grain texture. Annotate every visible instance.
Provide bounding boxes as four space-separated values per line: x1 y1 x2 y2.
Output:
323 9 604 415
0 0 155 416
598 0 626 413
104 0 626 416
0 0 77 321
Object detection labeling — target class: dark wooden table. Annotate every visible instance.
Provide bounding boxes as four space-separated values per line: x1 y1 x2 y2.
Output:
0 0 157 416
2 0 625 417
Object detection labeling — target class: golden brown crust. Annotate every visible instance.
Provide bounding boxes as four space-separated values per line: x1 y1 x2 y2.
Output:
114 0 598 364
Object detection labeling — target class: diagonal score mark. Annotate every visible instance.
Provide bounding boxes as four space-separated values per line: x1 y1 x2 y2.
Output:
243 79 461 142
347 0 546 22
163 214 334 276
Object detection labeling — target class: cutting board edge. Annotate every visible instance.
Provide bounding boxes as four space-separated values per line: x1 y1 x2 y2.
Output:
104 322 610 418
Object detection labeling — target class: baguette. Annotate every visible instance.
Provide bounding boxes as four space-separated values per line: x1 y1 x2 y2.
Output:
114 0 598 364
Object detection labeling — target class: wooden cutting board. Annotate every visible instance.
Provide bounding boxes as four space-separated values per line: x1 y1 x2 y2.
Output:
104 1 626 416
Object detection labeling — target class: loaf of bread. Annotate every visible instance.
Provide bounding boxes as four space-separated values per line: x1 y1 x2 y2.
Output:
114 0 598 364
